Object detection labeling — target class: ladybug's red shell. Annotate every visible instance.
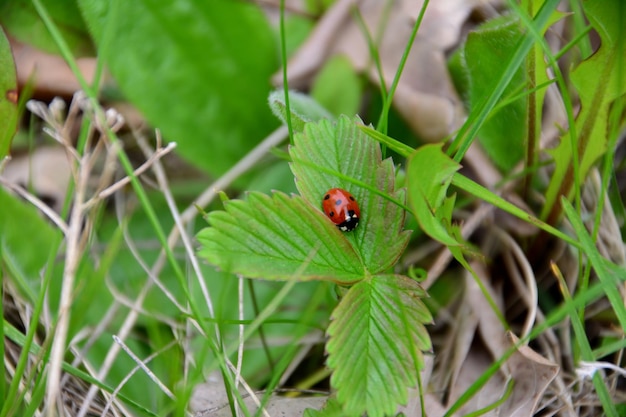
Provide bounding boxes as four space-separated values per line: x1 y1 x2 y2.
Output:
322 188 360 232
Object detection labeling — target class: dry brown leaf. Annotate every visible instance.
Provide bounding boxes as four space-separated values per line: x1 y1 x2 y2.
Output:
500 332 560 417
451 345 507 414
466 262 508 358
431 276 479 397
11 39 96 98
444 268 559 416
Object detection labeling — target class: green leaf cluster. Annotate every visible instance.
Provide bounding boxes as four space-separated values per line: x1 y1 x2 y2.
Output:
198 115 432 417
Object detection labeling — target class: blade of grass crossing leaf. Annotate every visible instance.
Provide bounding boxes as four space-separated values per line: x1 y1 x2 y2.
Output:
451 174 579 247
448 0 561 162
358 125 413 158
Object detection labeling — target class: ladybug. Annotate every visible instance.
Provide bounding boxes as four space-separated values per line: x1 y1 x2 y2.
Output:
322 188 361 232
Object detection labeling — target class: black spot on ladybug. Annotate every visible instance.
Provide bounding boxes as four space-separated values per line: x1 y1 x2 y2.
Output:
334 199 343 206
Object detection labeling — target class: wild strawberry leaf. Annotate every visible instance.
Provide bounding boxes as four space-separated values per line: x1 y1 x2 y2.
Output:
326 274 432 417
289 115 411 274
197 191 364 284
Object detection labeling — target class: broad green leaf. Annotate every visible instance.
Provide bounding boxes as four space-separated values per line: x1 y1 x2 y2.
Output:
326 275 432 417
0 0 93 56
0 188 60 301
197 191 364 284
407 144 460 246
311 55 361 117
448 0 562 165
455 15 526 171
290 115 411 274
268 89 334 133
78 0 278 177
541 0 626 219
0 27 17 159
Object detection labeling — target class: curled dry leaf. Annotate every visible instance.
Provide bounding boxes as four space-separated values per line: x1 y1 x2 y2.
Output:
275 0 496 141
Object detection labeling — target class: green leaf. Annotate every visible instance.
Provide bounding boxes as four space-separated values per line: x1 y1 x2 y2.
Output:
407 144 460 246
542 0 626 219
0 188 60 301
311 55 362 117
304 398 343 417
456 15 526 171
0 26 17 159
268 89 334 133
290 115 411 274
0 0 93 56
326 275 432 417
197 191 364 284
78 0 278 177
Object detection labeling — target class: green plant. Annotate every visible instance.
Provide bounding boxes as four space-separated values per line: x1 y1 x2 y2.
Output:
198 115 432 417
